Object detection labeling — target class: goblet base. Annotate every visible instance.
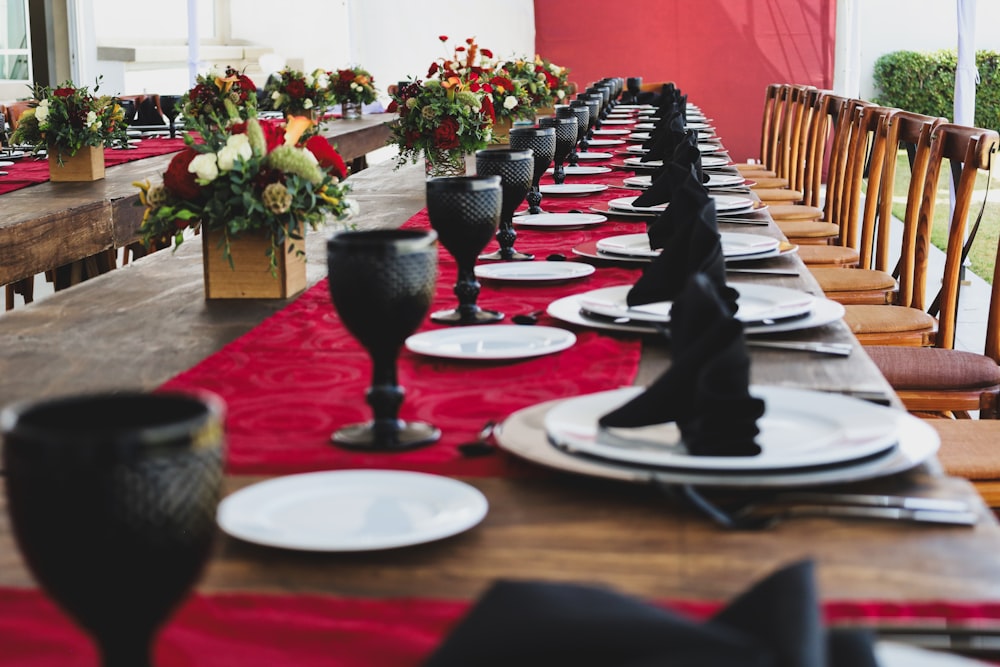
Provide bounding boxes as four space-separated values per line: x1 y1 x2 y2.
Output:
479 250 535 261
431 308 504 325
332 420 441 451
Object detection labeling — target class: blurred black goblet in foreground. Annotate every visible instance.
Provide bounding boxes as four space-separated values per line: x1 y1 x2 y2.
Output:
426 176 503 324
509 126 555 215
538 116 577 185
2 391 225 667
476 148 534 262
327 229 441 450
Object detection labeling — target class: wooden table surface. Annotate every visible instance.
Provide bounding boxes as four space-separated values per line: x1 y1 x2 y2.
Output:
4 158 1000 603
0 114 393 287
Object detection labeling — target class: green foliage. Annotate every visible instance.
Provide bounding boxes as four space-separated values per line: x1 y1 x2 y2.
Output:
873 49 1000 133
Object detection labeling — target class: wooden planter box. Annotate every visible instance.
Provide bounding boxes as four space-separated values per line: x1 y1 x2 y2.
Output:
48 145 105 182
201 227 307 300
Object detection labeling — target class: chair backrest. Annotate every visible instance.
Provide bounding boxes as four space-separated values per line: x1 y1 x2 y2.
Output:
834 103 894 253
757 84 783 168
789 87 821 198
5 100 34 129
923 124 1000 350
817 95 864 228
800 91 844 209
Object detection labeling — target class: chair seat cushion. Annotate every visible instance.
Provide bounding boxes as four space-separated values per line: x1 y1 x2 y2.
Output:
734 164 777 178
769 204 824 221
809 267 896 292
926 420 1000 480
746 176 789 189
774 220 839 238
752 187 802 203
796 245 859 266
842 305 935 334
866 346 1000 390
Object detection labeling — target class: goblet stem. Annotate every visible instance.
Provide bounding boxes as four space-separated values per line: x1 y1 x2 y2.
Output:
526 188 544 215
101 632 153 667
567 147 580 166
368 352 405 446
455 266 483 322
553 163 566 185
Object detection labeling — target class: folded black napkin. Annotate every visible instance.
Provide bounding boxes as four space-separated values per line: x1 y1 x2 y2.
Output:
424 560 878 667
602 273 763 457
632 164 730 308
640 109 685 159
647 129 709 187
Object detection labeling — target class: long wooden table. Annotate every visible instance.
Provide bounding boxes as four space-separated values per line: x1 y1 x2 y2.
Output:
0 114 393 288
3 157 1000 608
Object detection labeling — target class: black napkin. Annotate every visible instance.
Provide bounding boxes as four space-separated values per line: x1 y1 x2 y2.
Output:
423 560 878 667
640 109 685 159
647 130 709 187
602 273 763 457
632 163 728 307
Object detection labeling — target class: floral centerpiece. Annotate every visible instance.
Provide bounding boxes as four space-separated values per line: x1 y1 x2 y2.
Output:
536 55 573 103
500 56 571 111
180 66 258 127
264 68 333 119
136 109 352 296
11 78 128 176
329 67 377 119
388 78 492 176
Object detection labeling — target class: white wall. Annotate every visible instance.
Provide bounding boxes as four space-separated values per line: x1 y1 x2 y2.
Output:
844 0 1000 102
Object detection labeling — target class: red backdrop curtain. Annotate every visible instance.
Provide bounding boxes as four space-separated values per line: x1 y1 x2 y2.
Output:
533 0 836 163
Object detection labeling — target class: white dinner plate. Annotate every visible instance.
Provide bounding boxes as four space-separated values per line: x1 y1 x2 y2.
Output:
545 386 898 471
620 174 748 192
592 128 631 136
514 212 607 229
0 160 12 168
475 260 595 282
599 119 635 125
702 155 731 168
495 395 938 488
405 325 576 360
606 196 760 217
547 284 844 336
575 151 613 160
623 156 663 168
685 122 712 130
578 282 815 325
217 470 488 552
698 142 725 154
584 138 626 147
596 231 779 257
540 183 608 195
624 146 649 154
629 132 652 141
545 165 612 176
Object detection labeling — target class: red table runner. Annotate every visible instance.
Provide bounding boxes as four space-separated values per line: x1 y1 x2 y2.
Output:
0 138 187 195
4 586 999 667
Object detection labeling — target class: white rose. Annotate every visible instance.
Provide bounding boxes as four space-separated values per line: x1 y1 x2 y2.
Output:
556 89 566 100
35 99 49 124
188 153 219 182
503 95 518 110
317 72 330 88
86 110 98 127
304 74 315 87
271 91 281 101
217 134 252 171
303 98 314 109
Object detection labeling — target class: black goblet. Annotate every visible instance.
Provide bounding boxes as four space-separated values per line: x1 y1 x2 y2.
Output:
118 99 137 125
327 229 441 450
559 104 588 167
476 149 534 262
159 94 182 138
2 391 225 667
580 92 605 129
426 176 503 324
509 126 555 215
539 116 577 185
626 77 642 103
578 97 601 154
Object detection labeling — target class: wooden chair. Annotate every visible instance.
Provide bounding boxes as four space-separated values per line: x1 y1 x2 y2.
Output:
929 420 1000 505
861 125 1000 411
751 84 814 203
5 100 35 129
732 84 782 179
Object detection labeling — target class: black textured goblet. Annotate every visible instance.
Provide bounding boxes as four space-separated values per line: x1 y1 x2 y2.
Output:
159 94 182 138
626 77 642 103
426 176 503 324
559 104 589 166
538 116 577 185
580 92 604 130
476 149 534 262
578 97 601 154
509 126 555 215
2 391 225 667
327 229 440 450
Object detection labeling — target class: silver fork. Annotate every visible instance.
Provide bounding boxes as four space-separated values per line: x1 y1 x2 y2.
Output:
746 340 854 356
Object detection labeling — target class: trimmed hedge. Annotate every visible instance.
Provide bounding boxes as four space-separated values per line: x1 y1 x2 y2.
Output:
872 49 1000 133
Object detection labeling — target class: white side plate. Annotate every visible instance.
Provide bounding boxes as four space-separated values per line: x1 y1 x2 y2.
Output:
405 325 576 360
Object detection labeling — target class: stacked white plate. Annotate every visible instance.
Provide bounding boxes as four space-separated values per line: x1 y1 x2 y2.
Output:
605 195 757 216
622 173 747 190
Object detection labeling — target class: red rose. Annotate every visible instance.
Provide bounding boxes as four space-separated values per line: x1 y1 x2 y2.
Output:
286 79 306 99
259 119 286 152
386 99 399 113
53 87 75 98
404 129 422 147
427 62 440 77
480 95 496 123
237 74 256 101
305 135 347 180
433 117 460 150
481 48 493 58
163 148 203 201
438 35 448 42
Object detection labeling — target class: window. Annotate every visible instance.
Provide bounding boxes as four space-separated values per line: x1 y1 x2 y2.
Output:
1 0 31 82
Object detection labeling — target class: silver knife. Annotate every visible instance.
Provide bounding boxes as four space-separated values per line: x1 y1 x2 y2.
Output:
771 505 979 526
772 492 973 514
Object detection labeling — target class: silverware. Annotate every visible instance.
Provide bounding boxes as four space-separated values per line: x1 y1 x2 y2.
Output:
746 340 853 356
771 492 972 514
716 216 771 226
741 504 979 527
726 268 799 276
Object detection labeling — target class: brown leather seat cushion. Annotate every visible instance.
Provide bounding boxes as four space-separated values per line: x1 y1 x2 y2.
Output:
734 164 777 178
866 346 1000 391
926 419 1000 480
842 305 935 334
769 204 824 221
809 267 896 292
752 187 802 203
796 245 859 266
774 220 838 238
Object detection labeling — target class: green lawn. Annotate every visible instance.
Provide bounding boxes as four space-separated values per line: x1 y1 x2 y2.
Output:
888 150 999 284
